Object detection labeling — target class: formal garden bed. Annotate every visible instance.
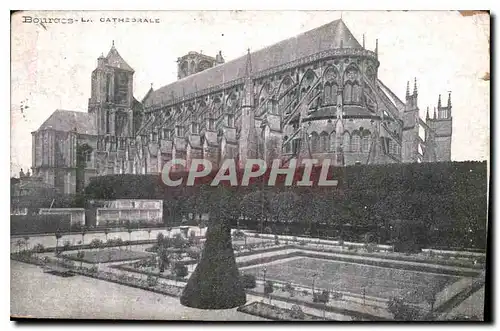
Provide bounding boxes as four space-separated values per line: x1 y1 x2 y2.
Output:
237 302 326 321
238 250 479 278
111 259 189 283
246 233 485 268
63 248 153 264
11 250 184 297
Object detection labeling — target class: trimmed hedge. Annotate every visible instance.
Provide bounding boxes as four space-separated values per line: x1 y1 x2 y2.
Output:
180 218 246 309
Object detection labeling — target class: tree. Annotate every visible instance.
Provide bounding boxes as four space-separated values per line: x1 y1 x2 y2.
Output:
104 228 109 242
76 250 85 269
157 232 165 245
240 190 268 233
147 228 152 240
23 236 30 251
15 239 23 254
81 227 87 245
33 243 44 257
127 226 133 250
180 186 246 310
158 247 170 273
55 231 63 255
264 280 274 304
313 290 330 319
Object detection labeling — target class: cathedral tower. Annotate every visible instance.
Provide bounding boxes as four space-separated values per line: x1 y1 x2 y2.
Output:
401 79 420 162
89 41 135 144
426 93 453 161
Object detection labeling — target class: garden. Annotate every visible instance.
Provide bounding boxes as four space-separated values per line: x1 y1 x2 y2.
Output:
242 256 459 303
64 248 153 264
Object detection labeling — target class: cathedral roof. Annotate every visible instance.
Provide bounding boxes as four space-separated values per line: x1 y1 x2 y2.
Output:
106 43 134 72
144 19 361 107
37 109 97 135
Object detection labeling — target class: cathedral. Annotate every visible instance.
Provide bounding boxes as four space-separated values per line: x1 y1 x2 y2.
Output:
31 19 453 194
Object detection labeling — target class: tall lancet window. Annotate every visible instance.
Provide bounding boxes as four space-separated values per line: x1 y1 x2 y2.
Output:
329 131 336 152
319 132 329 152
361 131 371 152
351 132 361 152
323 67 339 105
310 132 319 152
343 132 351 152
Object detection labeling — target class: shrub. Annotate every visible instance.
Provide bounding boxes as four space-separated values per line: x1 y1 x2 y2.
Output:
186 247 201 260
63 240 71 249
293 236 298 242
284 282 294 293
88 266 98 273
313 290 330 303
264 281 274 295
302 289 309 296
254 233 260 238
90 238 103 248
365 243 377 253
338 239 344 246
264 227 272 234
189 230 196 240
240 274 257 289
147 275 158 287
174 263 188 278
330 291 343 300
299 241 306 246
233 230 245 238
274 239 280 245
172 233 188 249
290 305 305 319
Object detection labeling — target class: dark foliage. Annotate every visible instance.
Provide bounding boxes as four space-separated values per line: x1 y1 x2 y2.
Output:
240 273 257 289
11 214 71 235
83 161 487 250
180 202 246 309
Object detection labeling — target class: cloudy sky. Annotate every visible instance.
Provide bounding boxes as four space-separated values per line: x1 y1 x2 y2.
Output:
10 10 489 176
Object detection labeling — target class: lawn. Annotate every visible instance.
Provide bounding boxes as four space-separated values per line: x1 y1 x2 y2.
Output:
243 257 460 303
65 249 152 263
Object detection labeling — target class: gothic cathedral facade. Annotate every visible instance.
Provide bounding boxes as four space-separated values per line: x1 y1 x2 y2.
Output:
31 19 452 194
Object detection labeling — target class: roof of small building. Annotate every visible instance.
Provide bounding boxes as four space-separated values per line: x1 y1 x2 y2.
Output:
144 19 362 107
36 109 97 135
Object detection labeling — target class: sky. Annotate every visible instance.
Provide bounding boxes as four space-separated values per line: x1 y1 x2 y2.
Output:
10 10 490 176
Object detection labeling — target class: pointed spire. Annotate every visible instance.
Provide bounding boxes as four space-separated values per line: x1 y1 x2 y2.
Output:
112 40 115 47
362 34 365 48
413 78 418 95
406 81 410 99
438 94 442 108
433 107 437 119
245 48 252 77
375 39 378 57
426 106 430 119
150 83 153 89
447 91 452 108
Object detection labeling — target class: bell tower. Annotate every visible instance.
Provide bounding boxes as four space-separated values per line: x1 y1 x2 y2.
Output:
89 41 135 141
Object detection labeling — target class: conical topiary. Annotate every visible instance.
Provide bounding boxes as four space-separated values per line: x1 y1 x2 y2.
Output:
180 217 246 309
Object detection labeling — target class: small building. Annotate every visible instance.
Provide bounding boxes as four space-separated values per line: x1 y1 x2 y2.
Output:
93 199 163 227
